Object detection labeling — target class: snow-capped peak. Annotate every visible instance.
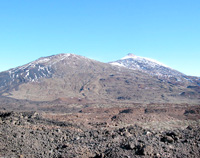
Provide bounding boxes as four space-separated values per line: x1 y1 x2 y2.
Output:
4 53 78 83
10 54 78 72
121 53 137 59
121 54 168 67
4 53 98 83
110 53 184 78
34 53 72 65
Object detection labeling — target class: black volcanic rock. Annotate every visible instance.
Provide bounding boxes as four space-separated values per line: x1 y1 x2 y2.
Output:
0 111 199 157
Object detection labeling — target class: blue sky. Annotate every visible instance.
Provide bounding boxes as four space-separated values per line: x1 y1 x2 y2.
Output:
0 0 199 76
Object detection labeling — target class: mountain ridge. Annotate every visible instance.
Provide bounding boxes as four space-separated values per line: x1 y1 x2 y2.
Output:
0 53 199 104
109 54 200 87
110 53 183 76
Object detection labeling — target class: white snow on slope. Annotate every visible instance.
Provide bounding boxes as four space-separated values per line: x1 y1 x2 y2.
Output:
111 62 126 67
110 53 185 79
5 53 97 82
121 53 169 68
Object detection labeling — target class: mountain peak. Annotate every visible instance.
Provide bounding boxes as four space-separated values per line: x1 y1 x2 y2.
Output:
127 53 136 57
0 53 199 103
120 54 169 68
110 53 185 78
121 53 137 60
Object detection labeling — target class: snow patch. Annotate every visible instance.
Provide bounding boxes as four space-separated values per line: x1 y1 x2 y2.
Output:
25 71 29 78
110 62 125 67
143 57 169 68
36 58 50 64
121 54 169 68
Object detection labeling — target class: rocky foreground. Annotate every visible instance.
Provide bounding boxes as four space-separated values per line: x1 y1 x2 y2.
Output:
0 106 200 158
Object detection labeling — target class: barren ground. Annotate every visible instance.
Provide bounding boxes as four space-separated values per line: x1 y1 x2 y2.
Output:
0 103 200 158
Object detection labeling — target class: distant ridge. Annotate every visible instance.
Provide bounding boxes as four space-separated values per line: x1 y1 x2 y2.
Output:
0 53 199 104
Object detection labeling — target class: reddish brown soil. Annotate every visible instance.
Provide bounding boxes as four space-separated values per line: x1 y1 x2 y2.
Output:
42 105 200 130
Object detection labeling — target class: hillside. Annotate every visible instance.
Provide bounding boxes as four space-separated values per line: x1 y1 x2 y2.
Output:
0 53 199 105
0 53 200 158
110 53 200 86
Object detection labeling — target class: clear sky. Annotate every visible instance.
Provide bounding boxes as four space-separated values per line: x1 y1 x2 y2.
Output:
0 0 199 76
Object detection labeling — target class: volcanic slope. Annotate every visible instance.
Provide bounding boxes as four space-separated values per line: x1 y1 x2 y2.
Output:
110 53 200 100
0 53 199 104
110 54 200 86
